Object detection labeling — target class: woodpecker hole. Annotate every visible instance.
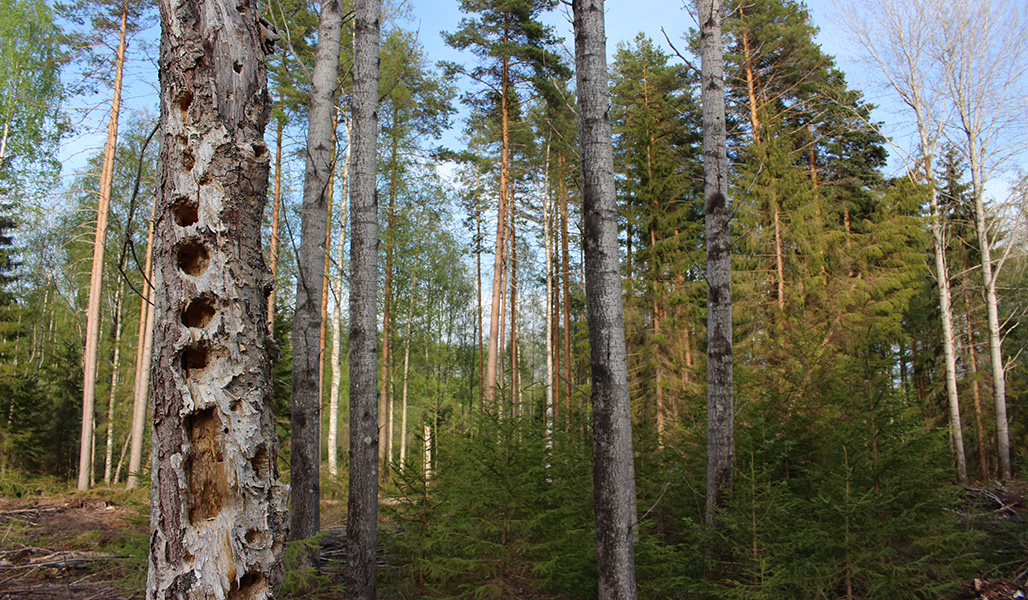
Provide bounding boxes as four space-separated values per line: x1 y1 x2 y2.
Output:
182 296 216 329
176 240 209 277
185 407 227 525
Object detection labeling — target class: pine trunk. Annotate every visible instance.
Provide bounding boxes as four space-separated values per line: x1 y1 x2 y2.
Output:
485 41 512 409
266 113 283 332
573 2 638 598
79 1 129 492
149 0 288 595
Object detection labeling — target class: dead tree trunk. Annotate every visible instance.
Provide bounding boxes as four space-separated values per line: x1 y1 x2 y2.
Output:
148 0 289 596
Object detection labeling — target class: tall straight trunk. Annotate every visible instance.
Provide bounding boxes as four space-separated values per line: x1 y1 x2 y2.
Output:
559 154 573 409
738 5 761 144
476 182 484 413
509 201 518 412
290 0 343 545
149 0 288 595
485 40 512 409
104 277 126 485
346 0 382 597
965 306 989 481
929 180 968 484
699 0 735 533
543 144 554 440
127 202 155 489
319 114 338 409
963 137 1011 480
328 118 351 479
916 136 968 484
79 0 129 492
573 2 638 598
399 271 417 470
267 112 284 332
379 107 398 473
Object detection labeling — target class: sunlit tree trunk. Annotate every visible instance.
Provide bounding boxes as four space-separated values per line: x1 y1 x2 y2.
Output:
328 118 351 479
127 202 155 490
103 274 126 485
485 34 512 409
266 110 284 332
148 0 288 595
79 0 129 492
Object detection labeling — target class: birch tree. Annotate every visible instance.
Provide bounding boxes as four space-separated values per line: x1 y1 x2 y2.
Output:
148 0 288 596
936 0 1026 481
573 1 638 598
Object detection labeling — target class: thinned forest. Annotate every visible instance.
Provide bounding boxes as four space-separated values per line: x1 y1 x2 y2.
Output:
0 0 1026 598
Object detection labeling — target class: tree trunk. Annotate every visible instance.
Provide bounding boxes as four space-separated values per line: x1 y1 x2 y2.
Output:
559 153 573 412
400 271 416 470
927 172 968 485
104 276 126 485
573 2 638 598
328 118 351 479
699 0 735 536
79 0 129 492
964 294 989 481
290 0 343 547
346 0 382 597
149 0 288 595
127 202 156 490
485 39 512 409
379 107 398 475
266 112 284 332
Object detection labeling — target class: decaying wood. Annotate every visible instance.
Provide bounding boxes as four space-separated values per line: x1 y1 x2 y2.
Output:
150 0 288 597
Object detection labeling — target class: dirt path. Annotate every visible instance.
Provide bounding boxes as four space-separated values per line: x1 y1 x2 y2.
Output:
0 496 145 599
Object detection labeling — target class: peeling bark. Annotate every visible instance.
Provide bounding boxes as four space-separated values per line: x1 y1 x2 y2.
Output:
149 0 288 596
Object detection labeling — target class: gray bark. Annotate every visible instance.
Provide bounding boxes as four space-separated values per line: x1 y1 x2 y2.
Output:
290 0 344 545
699 0 735 531
346 0 382 597
149 0 288 597
572 2 638 599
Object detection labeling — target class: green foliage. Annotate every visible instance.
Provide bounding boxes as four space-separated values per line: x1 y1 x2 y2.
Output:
384 412 597 599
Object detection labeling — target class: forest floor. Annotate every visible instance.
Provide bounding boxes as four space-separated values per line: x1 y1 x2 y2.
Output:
0 483 1024 599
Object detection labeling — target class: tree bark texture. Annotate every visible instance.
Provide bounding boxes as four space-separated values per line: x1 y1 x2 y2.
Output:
79 1 128 492
346 0 382 597
290 0 344 544
572 2 638 599
699 0 735 532
149 0 288 596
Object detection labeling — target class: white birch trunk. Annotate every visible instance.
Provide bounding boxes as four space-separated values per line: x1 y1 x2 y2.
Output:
328 118 351 479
